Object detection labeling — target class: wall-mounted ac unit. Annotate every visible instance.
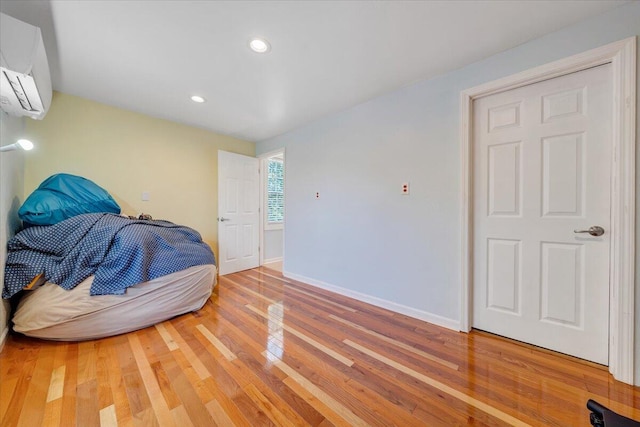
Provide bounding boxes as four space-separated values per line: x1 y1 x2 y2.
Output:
0 13 52 120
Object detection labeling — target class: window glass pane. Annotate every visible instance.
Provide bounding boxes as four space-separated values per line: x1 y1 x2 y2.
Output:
267 159 284 223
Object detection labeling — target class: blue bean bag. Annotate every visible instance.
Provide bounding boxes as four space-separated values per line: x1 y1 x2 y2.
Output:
19 173 121 226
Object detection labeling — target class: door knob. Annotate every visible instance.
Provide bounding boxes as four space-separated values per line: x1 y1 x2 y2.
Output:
218 217 230 222
573 226 605 236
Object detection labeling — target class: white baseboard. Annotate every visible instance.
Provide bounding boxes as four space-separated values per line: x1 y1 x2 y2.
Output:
0 326 8 353
262 257 283 265
282 270 459 331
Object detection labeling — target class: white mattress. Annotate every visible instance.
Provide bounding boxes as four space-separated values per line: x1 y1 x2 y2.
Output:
13 264 216 341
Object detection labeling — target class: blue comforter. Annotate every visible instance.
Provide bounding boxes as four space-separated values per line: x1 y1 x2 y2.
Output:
3 213 216 298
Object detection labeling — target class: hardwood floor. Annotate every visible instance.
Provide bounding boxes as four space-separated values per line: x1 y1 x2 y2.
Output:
262 260 283 272
1 266 638 426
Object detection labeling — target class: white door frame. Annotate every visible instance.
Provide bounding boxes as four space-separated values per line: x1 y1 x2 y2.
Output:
258 148 285 266
460 37 636 384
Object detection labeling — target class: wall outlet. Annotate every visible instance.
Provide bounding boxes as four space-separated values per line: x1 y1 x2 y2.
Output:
315 192 320 199
401 183 409 195
142 191 150 201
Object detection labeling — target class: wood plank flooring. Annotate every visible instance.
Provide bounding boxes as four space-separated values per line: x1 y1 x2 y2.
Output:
1 266 638 426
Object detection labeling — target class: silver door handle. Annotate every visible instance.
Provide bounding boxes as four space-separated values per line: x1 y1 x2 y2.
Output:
218 217 230 222
573 226 605 236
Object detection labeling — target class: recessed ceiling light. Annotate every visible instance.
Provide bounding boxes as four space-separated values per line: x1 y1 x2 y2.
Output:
191 95 206 103
249 38 271 53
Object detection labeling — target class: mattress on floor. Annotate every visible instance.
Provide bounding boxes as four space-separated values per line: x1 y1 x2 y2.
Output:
12 264 216 341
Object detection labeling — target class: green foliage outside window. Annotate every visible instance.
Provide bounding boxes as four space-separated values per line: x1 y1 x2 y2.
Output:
267 159 284 223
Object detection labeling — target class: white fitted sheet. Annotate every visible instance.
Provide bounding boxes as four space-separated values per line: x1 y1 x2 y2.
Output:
13 264 216 341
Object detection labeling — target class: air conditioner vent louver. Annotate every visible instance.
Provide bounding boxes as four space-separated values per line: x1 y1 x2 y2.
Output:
1 69 44 114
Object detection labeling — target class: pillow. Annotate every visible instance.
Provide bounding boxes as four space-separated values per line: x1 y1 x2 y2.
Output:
19 173 121 226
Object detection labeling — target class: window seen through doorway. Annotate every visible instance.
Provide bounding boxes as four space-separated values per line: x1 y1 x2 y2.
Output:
266 157 284 224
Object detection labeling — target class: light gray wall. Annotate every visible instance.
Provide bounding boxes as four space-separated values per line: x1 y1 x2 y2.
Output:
264 229 283 262
257 2 640 383
0 113 25 349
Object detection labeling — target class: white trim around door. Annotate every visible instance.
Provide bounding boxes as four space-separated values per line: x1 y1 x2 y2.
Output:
460 37 636 385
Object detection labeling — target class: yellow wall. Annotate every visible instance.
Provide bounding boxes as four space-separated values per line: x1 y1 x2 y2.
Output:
1 113 25 348
24 92 255 256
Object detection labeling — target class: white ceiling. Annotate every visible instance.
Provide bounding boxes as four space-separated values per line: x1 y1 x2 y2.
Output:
0 0 628 142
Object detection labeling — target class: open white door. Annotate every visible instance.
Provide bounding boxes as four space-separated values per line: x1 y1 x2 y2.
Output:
218 150 260 275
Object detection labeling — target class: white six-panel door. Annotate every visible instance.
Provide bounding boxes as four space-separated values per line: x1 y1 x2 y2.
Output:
218 150 260 275
472 64 612 364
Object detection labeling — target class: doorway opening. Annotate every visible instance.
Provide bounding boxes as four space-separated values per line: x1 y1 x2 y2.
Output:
260 149 285 272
